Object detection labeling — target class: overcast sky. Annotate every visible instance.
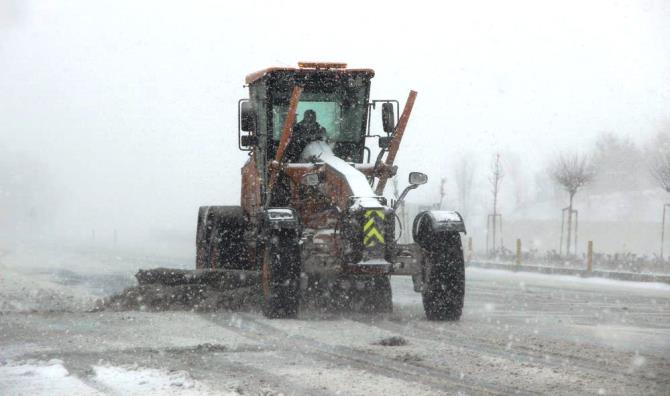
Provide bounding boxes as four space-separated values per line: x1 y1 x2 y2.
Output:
1 0 669 242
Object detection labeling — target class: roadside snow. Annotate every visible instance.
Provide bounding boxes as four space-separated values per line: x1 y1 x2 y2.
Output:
93 365 232 395
0 361 239 396
0 360 101 396
467 267 670 292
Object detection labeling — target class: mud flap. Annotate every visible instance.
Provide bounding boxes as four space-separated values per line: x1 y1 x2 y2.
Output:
412 210 466 247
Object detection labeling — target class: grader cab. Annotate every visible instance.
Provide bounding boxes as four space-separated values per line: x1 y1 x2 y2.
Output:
145 63 466 319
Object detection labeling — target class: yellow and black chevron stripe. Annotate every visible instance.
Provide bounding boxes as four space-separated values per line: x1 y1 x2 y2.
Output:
363 209 385 247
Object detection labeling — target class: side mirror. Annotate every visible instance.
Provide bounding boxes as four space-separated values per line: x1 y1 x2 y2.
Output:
409 171 428 185
240 134 258 147
240 102 256 132
382 102 395 133
393 171 428 211
378 136 392 149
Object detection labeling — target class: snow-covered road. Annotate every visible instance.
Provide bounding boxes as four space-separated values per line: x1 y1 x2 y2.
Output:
1 247 669 395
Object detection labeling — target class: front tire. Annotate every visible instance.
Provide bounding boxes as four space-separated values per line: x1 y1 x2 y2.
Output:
421 232 465 321
261 230 301 319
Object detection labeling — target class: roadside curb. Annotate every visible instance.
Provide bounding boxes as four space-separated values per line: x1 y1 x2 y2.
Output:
467 261 670 285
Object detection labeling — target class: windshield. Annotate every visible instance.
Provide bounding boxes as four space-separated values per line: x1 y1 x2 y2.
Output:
271 89 367 143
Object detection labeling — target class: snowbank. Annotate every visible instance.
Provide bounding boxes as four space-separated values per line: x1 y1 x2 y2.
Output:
0 360 101 395
467 267 670 292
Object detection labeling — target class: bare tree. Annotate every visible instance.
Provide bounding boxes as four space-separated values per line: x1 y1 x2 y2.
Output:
651 155 670 193
591 132 646 193
550 153 595 256
453 155 476 218
488 153 504 254
649 133 670 193
648 130 670 258
501 151 529 209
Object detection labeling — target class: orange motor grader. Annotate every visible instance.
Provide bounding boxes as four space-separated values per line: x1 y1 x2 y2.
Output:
187 63 465 319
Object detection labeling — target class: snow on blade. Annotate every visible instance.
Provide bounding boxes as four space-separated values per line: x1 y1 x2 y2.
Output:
301 140 381 208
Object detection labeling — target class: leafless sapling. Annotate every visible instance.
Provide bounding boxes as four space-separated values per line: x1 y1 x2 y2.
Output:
550 153 594 256
489 153 504 254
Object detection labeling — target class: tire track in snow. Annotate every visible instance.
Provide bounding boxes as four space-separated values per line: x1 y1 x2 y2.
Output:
353 316 669 394
19 344 325 396
203 312 533 396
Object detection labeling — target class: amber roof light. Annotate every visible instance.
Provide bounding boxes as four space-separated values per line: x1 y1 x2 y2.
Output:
298 62 347 70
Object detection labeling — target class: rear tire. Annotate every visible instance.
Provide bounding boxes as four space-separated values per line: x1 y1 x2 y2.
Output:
421 232 465 321
195 206 249 270
262 230 301 319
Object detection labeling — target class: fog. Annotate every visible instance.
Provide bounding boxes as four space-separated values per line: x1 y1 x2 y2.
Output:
1 0 669 254
3 4 670 394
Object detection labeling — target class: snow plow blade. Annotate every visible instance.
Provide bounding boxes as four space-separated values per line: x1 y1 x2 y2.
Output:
135 268 261 289
102 268 263 312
